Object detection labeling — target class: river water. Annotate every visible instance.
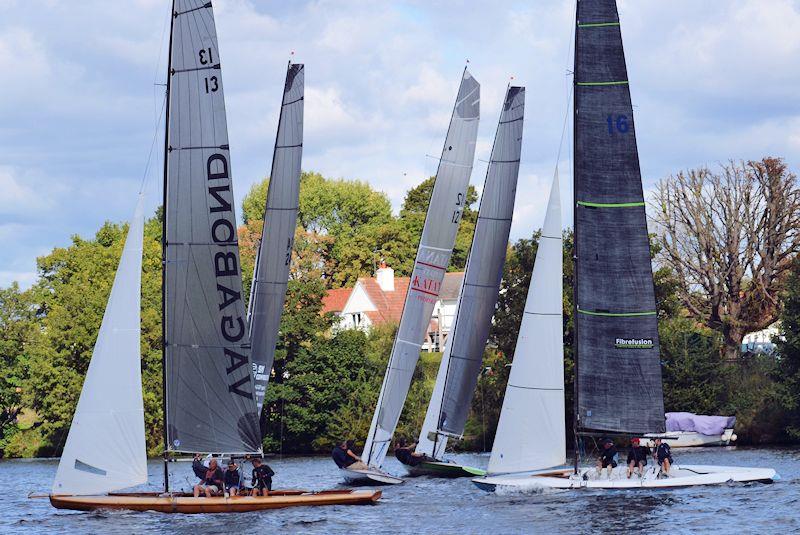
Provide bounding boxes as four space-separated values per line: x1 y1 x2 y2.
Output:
7 447 798 534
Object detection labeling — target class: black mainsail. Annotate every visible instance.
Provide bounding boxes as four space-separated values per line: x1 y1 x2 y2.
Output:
573 0 665 435
248 63 304 415
163 0 261 457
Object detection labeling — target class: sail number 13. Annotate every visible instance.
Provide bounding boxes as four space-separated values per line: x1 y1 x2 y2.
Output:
606 114 629 134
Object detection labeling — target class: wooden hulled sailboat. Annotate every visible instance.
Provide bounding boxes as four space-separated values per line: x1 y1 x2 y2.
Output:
410 86 525 478
341 68 480 486
50 0 379 512
473 0 776 492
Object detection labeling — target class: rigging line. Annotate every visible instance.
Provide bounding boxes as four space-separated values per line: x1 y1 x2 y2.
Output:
139 93 167 194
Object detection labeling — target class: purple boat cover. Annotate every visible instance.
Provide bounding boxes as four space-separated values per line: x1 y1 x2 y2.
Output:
665 412 736 436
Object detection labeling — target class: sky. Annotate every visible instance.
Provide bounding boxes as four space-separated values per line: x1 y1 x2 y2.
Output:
1 0 799 288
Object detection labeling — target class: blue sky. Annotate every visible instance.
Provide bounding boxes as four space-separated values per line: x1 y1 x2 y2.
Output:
2 0 799 288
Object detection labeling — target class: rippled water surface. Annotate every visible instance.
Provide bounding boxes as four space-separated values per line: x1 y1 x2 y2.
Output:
7 447 799 534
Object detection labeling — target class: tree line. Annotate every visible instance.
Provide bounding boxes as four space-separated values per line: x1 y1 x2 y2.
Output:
0 158 798 457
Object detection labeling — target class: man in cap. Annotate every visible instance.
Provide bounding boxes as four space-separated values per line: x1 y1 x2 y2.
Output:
626 437 650 478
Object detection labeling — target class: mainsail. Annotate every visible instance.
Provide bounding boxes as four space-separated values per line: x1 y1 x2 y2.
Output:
53 196 147 495
417 86 525 457
248 63 304 415
573 0 665 434
362 69 480 468
164 0 261 454
488 173 564 475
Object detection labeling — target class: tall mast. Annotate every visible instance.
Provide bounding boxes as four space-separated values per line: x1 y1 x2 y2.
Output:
571 0 580 475
160 0 176 494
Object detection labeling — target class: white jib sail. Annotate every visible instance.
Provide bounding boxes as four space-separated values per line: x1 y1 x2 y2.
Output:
487 172 565 475
52 194 147 495
416 334 452 459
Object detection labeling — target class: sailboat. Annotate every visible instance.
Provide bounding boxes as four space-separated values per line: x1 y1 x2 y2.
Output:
472 0 777 491
340 68 480 485
409 85 525 478
49 0 379 512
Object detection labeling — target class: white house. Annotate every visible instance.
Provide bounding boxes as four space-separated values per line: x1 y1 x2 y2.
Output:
322 263 463 351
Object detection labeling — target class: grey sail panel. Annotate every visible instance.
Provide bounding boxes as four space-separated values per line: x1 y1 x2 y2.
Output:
438 86 524 437
362 69 480 467
164 0 261 454
248 63 304 415
574 0 665 434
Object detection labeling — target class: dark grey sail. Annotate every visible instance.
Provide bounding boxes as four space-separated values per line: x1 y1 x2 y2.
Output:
436 86 525 437
163 0 261 454
573 0 665 434
362 69 480 468
248 63 304 415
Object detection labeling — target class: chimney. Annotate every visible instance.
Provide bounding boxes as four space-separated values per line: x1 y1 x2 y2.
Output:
376 261 394 292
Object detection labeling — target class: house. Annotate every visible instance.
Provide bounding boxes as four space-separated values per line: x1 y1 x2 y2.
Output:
742 323 782 355
322 262 463 351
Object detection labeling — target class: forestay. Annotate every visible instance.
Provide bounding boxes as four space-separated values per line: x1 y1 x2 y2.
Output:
248 63 304 415
488 173 564 475
363 69 480 468
435 86 525 440
573 0 665 435
53 196 147 496
164 0 261 454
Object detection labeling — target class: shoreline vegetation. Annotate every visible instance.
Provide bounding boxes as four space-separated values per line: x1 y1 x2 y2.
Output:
1 164 798 458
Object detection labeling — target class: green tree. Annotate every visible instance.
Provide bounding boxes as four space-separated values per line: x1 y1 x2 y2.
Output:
775 256 800 440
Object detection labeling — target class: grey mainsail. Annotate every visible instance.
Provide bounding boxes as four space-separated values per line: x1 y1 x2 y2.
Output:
435 86 525 439
362 69 480 468
248 63 304 415
573 0 665 434
163 0 261 454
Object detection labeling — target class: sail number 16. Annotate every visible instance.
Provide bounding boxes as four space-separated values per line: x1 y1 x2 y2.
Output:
606 114 629 134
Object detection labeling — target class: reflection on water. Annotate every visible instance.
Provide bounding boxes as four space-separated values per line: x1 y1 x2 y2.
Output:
5 447 798 534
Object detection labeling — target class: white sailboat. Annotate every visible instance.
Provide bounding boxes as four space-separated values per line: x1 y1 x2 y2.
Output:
473 0 777 491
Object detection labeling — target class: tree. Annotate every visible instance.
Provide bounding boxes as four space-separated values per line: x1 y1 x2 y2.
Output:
775 256 800 440
653 157 800 361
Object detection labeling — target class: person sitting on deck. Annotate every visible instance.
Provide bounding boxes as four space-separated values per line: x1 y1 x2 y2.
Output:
595 439 618 479
332 439 369 470
250 457 275 496
224 460 241 496
393 437 433 467
626 438 650 478
193 458 224 497
653 438 673 478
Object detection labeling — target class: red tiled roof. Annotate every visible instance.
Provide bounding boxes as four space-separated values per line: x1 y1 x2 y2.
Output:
321 287 352 313
321 271 465 325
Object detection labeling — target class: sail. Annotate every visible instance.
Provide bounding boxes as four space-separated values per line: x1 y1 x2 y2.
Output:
435 86 525 439
488 173 564 475
362 69 480 468
53 196 147 495
248 63 304 415
573 0 665 434
416 330 453 459
164 0 261 454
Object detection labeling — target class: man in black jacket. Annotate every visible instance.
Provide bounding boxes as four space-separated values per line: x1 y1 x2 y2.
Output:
626 438 650 478
250 457 275 496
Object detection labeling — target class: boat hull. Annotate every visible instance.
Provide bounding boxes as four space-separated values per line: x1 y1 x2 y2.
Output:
50 489 381 513
473 464 778 491
406 461 486 478
340 467 404 485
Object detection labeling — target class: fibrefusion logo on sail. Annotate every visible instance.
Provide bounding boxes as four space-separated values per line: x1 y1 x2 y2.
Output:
207 153 252 400
614 338 654 349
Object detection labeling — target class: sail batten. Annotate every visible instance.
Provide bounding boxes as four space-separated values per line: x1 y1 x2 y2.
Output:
248 63 304 415
53 196 148 496
362 69 480 469
573 0 665 435
164 0 261 455
423 86 525 447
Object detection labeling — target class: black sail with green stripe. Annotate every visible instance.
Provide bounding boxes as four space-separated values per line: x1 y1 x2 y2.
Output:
573 0 665 434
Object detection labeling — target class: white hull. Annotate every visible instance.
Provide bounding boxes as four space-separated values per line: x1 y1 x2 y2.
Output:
473 464 778 491
639 429 736 448
340 467 404 486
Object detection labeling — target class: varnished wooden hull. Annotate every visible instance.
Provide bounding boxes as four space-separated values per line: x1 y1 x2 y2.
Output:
50 489 381 513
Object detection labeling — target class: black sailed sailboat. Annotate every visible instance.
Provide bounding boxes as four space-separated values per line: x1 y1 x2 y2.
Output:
473 0 777 491
248 63 305 417
49 0 380 512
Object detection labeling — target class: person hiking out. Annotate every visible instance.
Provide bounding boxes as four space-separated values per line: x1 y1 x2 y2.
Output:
332 439 369 470
251 457 275 496
393 437 432 467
